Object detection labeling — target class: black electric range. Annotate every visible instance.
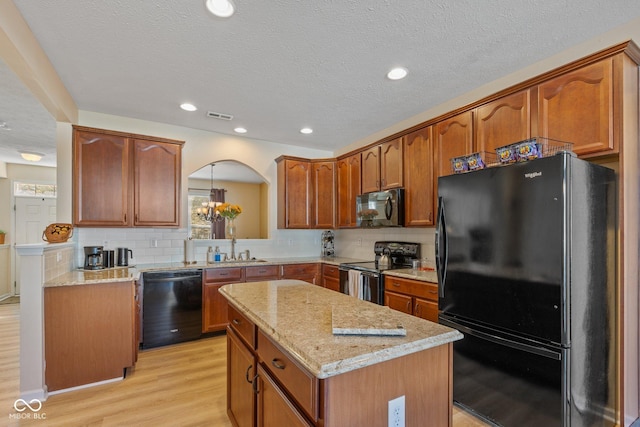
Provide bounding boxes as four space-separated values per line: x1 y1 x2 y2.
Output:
338 241 420 304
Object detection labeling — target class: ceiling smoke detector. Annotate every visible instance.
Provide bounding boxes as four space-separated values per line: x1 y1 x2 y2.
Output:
207 111 234 121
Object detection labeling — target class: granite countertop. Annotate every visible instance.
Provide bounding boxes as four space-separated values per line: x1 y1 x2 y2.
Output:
220 279 463 379
44 256 365 287
384 268 438 283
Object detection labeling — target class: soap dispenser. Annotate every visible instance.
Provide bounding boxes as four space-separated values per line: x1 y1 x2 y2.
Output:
214 246 221 262
207 246 214 264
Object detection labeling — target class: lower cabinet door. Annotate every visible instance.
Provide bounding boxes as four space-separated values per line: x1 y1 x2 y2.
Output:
256 365 312 427
228 329 256 427
414 297 439 323
385 291 413 314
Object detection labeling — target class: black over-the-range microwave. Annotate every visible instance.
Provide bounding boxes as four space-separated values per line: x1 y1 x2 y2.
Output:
355 188 404 227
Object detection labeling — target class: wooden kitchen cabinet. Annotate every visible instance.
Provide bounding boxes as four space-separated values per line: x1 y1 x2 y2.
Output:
72 126 184 227
311 161 336 229
537 57 615 157
44 281 137 392
321 264 340 292
434 111 474 178
385 275 439 323
203 267 245 333
245 265 281 281
257 364 313 427
281 263 320 285
276 156 312 229
475 89 531 154
403 126 435 226
361 138 403 193
336 153 361 228
228 326 256 427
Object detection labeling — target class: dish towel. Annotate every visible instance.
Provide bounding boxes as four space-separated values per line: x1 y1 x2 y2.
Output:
347 270 363 299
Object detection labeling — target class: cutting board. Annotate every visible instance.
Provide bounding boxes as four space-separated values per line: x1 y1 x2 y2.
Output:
331 306 406 336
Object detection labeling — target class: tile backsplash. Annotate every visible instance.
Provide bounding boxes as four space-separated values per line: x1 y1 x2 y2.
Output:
72 226 436 267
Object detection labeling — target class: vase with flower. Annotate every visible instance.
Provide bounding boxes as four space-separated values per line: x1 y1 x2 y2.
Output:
214 203 242 238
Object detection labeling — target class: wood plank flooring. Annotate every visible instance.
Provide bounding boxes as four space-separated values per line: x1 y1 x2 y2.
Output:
0 303 489 426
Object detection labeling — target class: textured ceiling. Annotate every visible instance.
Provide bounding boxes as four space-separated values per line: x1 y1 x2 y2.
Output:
2 0 640 169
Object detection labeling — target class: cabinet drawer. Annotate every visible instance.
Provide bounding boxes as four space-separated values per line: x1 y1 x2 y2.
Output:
204 267 244 283
228 305 256 349
246 265 281 280
321 264 340 279
257 331 318 422
385 276 438 301
282 263 319 277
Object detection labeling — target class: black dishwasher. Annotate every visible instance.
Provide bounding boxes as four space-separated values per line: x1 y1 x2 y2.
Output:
142 269 202 349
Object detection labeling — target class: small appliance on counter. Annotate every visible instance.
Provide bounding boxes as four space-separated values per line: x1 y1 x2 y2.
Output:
116 247 133 266
83 246 104 270
321 230 335 257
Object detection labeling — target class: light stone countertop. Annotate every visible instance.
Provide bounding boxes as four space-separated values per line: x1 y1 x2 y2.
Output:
220 279 463 379
384 268 438 283
43 256 365 287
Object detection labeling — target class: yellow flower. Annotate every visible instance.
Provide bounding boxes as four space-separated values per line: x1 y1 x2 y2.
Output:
214 203 242 219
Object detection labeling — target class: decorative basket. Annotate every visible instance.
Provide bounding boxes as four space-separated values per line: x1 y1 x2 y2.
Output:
42 223 74 243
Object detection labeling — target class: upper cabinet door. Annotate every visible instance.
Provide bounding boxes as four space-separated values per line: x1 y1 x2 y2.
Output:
537 58 614 157
336 153 361 228
380 137 403 190
361 146 380 193
435 111 474 178
475 90 531 154
311 161 336 229
73 129 130 226
277 158 312 229
132 139 182 227
404 127 434 227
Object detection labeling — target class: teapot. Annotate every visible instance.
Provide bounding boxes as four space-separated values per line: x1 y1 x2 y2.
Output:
378 248 391 268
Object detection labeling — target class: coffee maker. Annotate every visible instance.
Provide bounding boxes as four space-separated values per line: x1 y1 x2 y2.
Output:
321 231 335 257
84 246 104 270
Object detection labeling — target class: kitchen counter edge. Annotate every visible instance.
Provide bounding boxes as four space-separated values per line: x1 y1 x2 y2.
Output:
43 256 363 287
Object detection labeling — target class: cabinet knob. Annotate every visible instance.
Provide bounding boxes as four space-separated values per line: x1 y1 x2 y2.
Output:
406 300 411 312
271 359 286 370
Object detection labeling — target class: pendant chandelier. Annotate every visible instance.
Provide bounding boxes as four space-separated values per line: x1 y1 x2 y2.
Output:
195 163 223 223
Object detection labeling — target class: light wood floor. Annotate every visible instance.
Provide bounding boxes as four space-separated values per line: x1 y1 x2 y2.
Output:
1 303 488 426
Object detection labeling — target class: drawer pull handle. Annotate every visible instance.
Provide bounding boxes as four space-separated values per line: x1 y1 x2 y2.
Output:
220 273 229 276
392 282 400 287
232 319 240 325
428 290 437 294
245 365 253 383
271 359 286 370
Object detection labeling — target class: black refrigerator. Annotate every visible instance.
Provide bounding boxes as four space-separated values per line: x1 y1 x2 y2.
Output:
436 152 617 427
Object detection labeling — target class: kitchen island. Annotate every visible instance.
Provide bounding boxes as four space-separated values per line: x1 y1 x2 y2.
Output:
220 279 463 427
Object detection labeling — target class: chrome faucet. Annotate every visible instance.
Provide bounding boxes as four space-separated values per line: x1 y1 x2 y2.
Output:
230 237 236 260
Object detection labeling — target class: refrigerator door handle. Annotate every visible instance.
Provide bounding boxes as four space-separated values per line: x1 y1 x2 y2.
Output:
443 318 561 361
436 196 448 297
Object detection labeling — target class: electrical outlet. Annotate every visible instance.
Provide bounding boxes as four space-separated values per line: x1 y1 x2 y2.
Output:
56 252 62 262
388 395 405 427
357 238 362 246
288 239 293 246
151 239 158 248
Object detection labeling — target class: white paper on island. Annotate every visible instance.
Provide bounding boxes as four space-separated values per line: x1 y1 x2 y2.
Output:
331 305 407 336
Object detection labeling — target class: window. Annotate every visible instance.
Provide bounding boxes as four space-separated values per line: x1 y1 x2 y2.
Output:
189 193 212 239
14 182 57 197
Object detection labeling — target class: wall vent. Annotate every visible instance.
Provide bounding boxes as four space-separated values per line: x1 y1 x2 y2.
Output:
207 111 234 121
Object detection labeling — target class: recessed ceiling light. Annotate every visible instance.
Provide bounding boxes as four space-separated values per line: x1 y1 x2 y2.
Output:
234 127 247 134
180 103 197 112
300 127 313 134
205 0 236 18
20 151 44 162
0 121 11 131
387 67 408 80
